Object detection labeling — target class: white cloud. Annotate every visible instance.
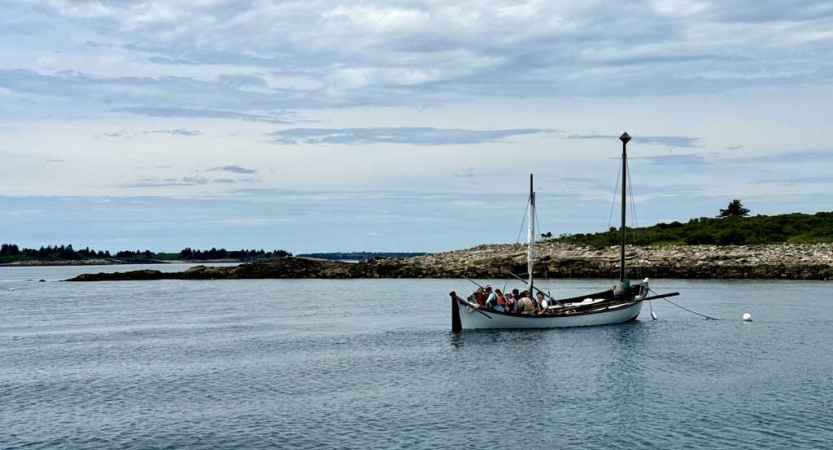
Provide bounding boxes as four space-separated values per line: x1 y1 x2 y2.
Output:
1 1 833 249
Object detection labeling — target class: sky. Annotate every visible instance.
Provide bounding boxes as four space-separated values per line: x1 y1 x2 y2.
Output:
1 0 832 253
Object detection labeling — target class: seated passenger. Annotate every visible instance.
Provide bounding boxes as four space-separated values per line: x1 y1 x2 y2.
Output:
473 287 486 307
535 292 548 315
518 291 535 314
504 293 516 313
483 286 498 309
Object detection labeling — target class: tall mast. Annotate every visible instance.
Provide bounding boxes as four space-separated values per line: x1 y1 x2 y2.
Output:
619 132 631 282
527 173 535 292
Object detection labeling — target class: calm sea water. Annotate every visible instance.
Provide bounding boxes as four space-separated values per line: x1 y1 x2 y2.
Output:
1 265 832 449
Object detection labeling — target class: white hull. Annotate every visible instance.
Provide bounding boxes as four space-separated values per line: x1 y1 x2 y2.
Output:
458 301 643 329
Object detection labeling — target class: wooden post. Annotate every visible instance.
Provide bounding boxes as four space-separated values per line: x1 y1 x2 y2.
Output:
450 291 462 332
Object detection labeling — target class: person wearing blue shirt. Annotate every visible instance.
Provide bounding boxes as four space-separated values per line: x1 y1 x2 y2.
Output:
483 286 499 310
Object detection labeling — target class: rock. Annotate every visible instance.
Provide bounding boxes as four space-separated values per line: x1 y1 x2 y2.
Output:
66 244 833 281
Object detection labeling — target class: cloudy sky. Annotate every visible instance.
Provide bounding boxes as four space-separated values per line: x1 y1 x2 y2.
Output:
1 0 831 253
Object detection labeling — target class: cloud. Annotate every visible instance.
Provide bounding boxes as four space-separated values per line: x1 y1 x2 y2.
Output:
152 128 202 136
114 106 290 123
218 74 267 88
566 134 700 148
0 69 297 122
182 176 209 185
1 1 831 124
269 127 555 145
125 176 209 188
100 129 130 138
209 165 258 174
148 56 197 65
751 175 833 186
453 167 504 178
98 128 202 138
643 154 710 165
728 149 833 165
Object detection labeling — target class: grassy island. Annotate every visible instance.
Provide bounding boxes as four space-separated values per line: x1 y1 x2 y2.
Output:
552 212 833 247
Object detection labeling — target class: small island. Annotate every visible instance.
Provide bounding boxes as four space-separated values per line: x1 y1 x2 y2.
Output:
66 241 833 282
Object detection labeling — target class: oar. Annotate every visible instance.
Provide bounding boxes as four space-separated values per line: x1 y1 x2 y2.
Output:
640 292 680 302
450 292 493 320
462 276 484 289
503 270 564 307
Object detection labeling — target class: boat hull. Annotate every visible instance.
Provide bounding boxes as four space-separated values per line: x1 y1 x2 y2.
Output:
457 300 643 329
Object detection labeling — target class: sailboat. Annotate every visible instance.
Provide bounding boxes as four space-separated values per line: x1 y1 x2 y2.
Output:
449 132 679 330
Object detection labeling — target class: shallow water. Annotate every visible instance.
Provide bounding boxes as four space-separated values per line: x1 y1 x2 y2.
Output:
1 267 832 449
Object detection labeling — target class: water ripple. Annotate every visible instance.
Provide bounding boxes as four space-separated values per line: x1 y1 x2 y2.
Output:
1 273 832 449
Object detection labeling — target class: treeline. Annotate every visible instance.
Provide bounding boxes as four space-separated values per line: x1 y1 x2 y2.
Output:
551 212 833 247
0 244 291 263
297 252 427 261
175 248 291 260
1 244 114 260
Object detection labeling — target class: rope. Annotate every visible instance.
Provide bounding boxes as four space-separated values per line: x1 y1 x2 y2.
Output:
626 159 641 279
535 202 542 243
649 288 718 320
607 160 622 229
516 198 530 244
627 159 639 242
534 205 550 279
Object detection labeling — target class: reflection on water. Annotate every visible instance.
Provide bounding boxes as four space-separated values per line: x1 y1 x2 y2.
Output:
1 271 832 450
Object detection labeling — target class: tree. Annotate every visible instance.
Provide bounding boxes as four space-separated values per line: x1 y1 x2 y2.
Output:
719 199 750 218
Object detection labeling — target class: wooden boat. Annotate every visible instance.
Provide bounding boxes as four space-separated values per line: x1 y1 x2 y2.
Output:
449 132 679 330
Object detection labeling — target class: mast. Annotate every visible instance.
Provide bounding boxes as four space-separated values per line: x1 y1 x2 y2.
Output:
527 174 535 292
619 132 631 282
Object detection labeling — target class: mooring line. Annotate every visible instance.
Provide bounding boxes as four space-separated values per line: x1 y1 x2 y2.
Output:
649 288 719 320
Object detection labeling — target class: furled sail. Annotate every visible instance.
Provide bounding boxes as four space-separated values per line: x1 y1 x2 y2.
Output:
527 174 535 292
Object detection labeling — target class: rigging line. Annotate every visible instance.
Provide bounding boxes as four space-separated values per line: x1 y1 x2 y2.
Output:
516 197 530 244
649 288 718 320
627 160 639 232
534 208 550 279
607 159 622 230
626 160 641 279
535 201 542 242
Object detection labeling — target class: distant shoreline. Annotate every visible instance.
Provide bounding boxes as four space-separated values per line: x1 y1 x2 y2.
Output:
0 259 242 267
66 243 833 281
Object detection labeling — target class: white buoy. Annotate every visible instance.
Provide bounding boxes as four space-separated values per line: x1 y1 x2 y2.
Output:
742 313 752 322
651 311 658 320
8 288 13 291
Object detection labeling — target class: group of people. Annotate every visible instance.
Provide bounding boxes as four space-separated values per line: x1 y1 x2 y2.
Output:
470 285 549 315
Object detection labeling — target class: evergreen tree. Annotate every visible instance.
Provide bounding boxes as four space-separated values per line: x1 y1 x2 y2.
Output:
719 199 751 218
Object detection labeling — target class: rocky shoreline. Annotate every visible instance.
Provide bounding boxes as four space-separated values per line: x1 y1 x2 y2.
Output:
67 243 833 281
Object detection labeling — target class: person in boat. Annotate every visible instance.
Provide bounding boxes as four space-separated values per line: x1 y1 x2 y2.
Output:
483 286 499 310
495 289 506 311
504 292 516 313
535 292 548 315
472 287 487 307
517 291 535 314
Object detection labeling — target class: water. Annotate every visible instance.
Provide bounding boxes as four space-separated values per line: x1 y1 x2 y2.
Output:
1 266 832 449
